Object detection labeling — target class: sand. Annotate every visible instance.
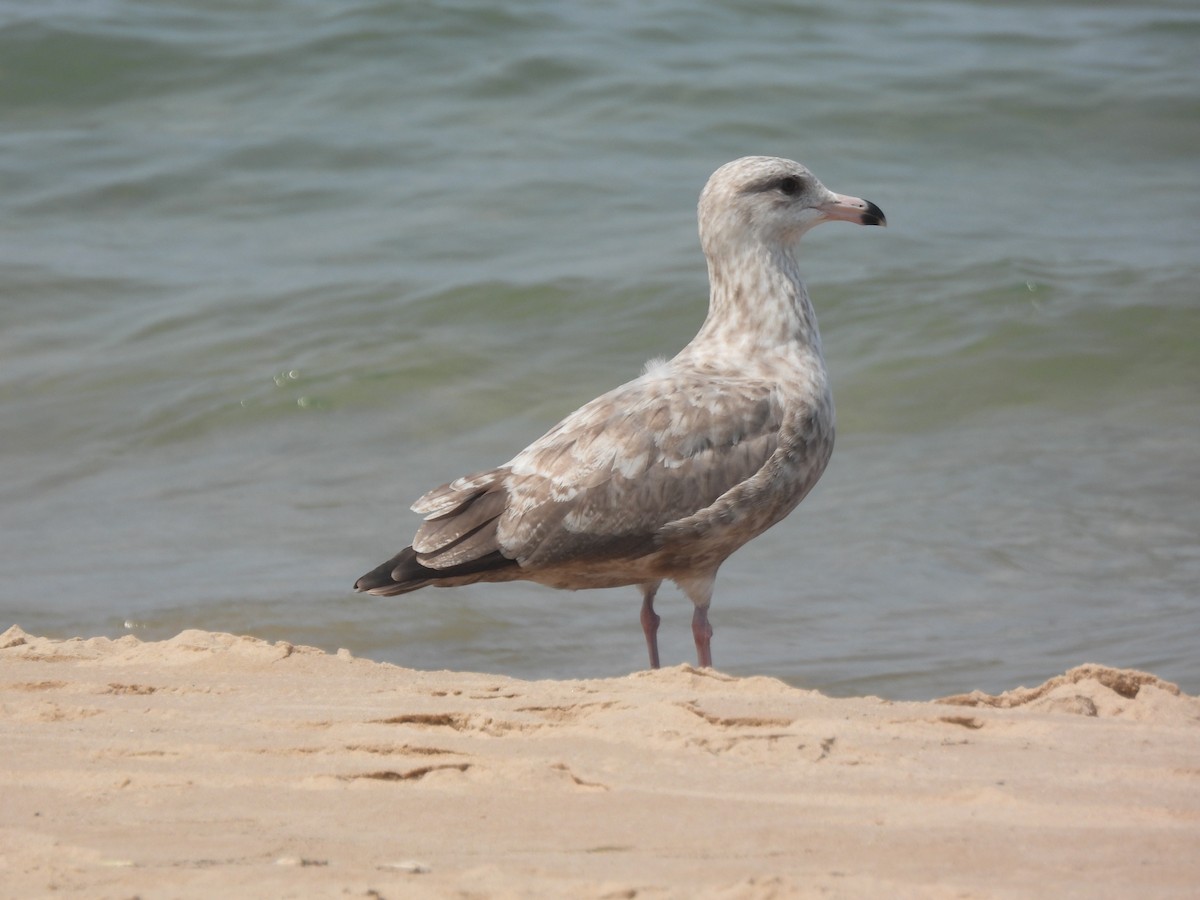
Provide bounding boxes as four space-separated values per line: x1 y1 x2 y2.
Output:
2 625 1198 898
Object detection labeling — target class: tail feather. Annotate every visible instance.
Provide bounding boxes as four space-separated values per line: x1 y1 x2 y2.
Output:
354 546 518 596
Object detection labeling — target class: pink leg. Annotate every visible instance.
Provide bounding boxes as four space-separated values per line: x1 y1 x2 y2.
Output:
676 575 716 669
691 604 713 668
640 582 662 669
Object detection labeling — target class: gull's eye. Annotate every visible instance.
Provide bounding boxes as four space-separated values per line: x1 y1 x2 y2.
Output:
777 176 803 196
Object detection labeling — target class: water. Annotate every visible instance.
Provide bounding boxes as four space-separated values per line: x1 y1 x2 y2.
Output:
2 0 1197 700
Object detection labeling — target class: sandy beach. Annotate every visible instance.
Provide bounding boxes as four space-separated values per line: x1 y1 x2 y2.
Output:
2 625 1197 898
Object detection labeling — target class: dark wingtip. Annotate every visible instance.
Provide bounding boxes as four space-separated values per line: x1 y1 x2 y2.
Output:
353 547 418 594
354 546 519 596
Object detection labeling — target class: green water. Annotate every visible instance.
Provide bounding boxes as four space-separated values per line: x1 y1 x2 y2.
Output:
2 0 1197 699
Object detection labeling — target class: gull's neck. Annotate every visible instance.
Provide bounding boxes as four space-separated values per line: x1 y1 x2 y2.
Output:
685 241 823 361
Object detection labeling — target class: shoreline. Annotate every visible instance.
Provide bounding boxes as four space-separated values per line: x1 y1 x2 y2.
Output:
3 625 1198 898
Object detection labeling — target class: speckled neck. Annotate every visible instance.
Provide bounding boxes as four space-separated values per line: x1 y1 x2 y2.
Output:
688 243 823 360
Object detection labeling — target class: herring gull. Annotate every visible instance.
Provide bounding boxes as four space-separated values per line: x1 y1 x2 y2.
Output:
355 156 885 669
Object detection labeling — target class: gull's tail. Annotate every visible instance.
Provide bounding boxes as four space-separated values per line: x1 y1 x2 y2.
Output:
354 546 518 596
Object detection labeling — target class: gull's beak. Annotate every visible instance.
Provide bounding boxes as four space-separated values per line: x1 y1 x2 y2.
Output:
820 192 887 227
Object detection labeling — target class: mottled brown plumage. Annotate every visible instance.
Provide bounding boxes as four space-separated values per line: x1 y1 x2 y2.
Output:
355 156 885 669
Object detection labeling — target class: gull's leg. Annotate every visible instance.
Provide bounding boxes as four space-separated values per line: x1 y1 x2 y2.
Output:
691 606 713 668
676 575 715 669
639 581 662 669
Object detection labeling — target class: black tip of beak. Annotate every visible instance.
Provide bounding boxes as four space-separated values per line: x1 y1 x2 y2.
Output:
861 200 886 227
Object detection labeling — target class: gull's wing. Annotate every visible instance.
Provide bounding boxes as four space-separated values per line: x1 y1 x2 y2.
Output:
409 368 786 572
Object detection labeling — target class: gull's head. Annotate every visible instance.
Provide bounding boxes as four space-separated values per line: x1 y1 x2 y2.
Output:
698 156 885 257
